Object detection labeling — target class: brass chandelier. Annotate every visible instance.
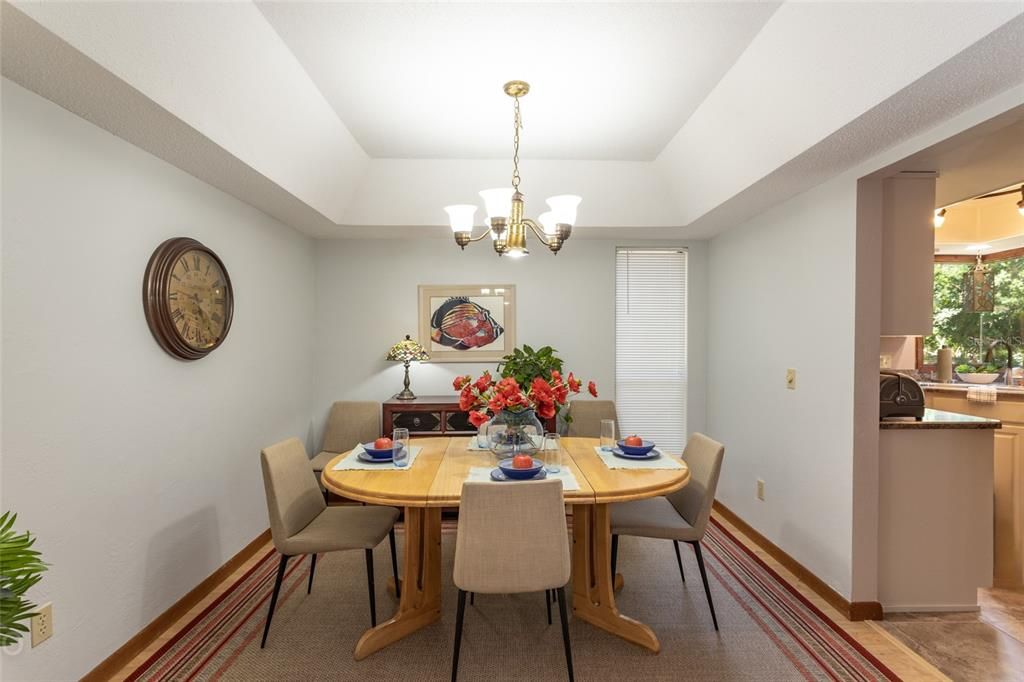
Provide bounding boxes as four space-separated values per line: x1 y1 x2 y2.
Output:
444 80 581 258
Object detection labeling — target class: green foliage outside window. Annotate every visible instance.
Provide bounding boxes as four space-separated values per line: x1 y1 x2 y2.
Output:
925 257 1024 366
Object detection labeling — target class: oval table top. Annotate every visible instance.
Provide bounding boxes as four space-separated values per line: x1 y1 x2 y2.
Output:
321 436 690 507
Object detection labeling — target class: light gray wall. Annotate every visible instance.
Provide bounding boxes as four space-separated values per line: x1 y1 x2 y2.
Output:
310 238 707 447
707 175 858 599
1 80 316 680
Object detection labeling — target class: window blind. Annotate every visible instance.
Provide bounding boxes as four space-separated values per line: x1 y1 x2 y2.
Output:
615 248 688 452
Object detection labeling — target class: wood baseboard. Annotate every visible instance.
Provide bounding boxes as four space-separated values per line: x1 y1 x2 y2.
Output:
713 501 882 621
82 528 272 681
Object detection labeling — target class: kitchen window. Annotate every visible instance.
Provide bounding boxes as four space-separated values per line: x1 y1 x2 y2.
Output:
615 248 687 452
925 253 1024 367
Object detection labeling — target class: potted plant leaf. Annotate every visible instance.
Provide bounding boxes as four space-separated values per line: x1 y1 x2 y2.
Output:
0 512 48 646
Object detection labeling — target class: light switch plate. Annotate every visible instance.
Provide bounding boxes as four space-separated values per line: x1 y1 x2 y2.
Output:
785 369 796 390
880 354 893 369
757 479 765 501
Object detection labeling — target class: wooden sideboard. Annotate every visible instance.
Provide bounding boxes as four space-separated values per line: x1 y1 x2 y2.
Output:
382 395 556 437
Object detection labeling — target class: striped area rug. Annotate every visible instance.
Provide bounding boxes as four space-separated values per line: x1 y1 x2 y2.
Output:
126 518 896 681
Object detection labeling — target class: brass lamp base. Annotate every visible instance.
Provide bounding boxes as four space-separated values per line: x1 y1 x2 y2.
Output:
395 361 417 400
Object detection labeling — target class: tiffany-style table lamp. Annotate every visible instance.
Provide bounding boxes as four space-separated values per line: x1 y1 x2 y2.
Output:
386 335 430 400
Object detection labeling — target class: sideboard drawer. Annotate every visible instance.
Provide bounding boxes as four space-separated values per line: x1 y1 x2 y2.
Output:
445 411 474 433
392 411 441 432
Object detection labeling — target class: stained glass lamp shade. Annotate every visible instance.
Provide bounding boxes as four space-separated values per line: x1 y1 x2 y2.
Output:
386 335 430 400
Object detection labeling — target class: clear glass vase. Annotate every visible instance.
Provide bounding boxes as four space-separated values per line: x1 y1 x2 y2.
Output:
488 408 543 458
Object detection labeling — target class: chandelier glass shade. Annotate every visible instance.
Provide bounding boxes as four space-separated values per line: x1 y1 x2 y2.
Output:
445 81 581 257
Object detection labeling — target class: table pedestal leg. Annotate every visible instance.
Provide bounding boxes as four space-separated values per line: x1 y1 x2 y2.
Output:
571 504 660 653
354 507 442 660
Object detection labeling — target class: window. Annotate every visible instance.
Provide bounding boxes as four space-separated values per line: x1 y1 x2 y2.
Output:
925 255 1024 366
615 248 687 452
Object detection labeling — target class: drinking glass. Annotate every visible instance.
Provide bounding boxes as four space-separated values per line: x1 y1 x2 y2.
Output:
476 418 491 449
392 428 410 468
543 433 562 473
600 419 616 451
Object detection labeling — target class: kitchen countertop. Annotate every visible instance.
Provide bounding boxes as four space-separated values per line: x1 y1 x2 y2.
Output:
920 382 1024 401
880 408 1001 430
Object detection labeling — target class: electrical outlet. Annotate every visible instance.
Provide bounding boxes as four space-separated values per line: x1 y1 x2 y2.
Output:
785 368 797 390
31 602 52 647
880 354 893 369
757 479 766 501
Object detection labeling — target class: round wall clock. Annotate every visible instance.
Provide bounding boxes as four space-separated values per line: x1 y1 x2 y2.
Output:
143 237 234 360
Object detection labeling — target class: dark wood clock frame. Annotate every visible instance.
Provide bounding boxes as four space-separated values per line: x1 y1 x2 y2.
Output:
143 237 234 360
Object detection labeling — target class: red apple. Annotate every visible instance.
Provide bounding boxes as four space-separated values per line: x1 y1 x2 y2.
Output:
374 437 393 450
512 454 534 469
624 435 643 447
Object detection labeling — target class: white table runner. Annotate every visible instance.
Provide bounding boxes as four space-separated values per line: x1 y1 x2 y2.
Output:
464 466 581 491
593 446 684 470
331 444 424 471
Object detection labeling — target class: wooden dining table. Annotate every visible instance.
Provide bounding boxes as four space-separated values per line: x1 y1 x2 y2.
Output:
321 436 690 660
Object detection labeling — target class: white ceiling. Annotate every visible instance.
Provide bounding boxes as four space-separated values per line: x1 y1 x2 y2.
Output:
256 1 779 161
3 1 1022 236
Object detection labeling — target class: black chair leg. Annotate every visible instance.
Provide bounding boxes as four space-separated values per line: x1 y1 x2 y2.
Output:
451 589 468 682
610 533 619 577
673 540 686 584
389 528 401 599
691 541 719 631
556 587 575 682
546 589 553 625
261 554 289 648
365 548 377 627
308 553 317 594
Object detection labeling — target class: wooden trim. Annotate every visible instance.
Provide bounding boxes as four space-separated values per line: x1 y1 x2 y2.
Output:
987 245 1024 263
713 501 883 621
81 529 271 681
935 246 1024 265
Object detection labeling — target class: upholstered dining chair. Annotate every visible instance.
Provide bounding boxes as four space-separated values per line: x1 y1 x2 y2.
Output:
610 433 725 630
566 400 620 438
451 479 574 681
259 437 400 648
310 401 381 499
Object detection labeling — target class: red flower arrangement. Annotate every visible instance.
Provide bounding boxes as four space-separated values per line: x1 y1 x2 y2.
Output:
453 369 597 428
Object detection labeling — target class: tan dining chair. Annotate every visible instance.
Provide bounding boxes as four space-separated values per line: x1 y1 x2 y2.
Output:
310 401 381 499
260 437 400 648
451 479 574 681
610 433 725 630
566 400 619 438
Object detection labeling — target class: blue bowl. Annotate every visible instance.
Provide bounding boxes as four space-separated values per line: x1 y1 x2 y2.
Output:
497 457 545 480
363 442 400 460
617 439 656 456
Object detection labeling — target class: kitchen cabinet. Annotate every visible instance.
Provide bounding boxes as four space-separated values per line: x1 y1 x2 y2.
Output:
880 175 936 336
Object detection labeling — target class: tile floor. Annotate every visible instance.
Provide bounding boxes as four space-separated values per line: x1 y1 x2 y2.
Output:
880 587 1024 681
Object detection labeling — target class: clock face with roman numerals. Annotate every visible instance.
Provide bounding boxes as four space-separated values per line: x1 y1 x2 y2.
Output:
168 249 229 350
143 238 234 360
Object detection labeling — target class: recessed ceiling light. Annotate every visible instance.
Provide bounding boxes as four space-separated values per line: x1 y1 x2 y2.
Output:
933 208 946 228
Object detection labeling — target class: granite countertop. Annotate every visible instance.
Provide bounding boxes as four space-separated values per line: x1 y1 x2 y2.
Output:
880 408 1001 430
920 382 1024 400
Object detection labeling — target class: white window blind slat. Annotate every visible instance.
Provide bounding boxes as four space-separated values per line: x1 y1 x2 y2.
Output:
615 248 687 452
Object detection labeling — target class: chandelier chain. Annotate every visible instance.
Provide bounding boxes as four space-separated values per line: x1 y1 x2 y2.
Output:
512 95 521 191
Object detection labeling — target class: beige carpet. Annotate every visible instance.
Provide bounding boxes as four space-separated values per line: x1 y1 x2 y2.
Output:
128 521 895 681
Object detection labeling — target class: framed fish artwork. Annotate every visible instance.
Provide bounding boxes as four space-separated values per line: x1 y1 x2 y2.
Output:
418 285 516 362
